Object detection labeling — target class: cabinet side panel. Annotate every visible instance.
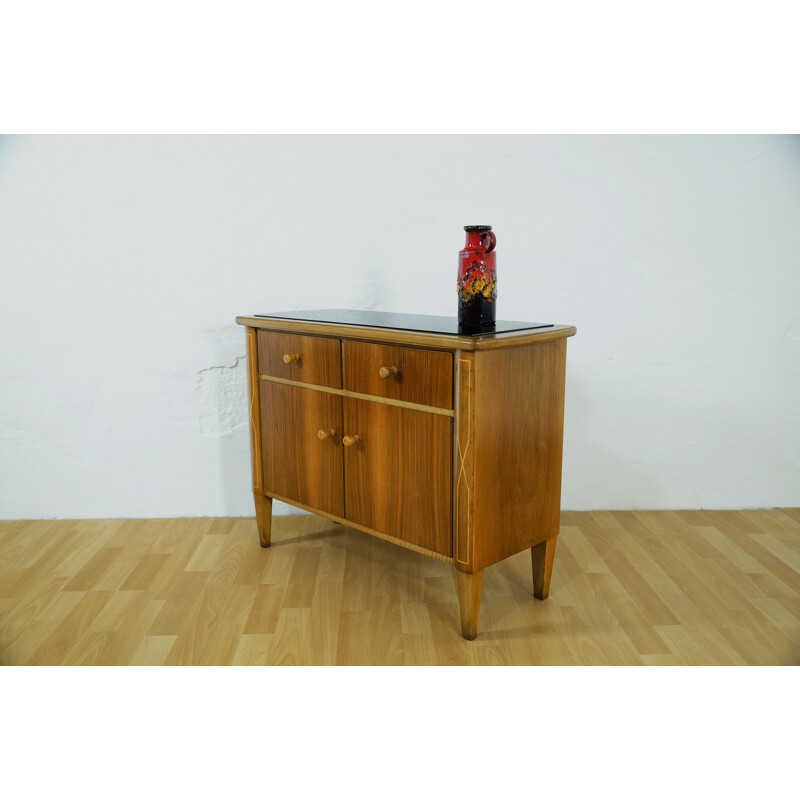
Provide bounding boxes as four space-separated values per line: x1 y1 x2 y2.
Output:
260 382 345 517
246 327 264 493
472 339 567 570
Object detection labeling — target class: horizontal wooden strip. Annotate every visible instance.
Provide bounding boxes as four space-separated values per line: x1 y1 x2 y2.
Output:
266 491 455 565
259 374 455 417
343 389 454 417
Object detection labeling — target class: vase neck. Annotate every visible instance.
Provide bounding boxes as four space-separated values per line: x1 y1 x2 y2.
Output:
464 231 487 250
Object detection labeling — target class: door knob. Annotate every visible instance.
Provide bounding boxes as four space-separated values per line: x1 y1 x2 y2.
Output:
283 353 301 364
342 435 361 447
317 428 335 440
379 365 398 378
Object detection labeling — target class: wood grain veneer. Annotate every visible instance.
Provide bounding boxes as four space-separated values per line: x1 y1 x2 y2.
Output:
257 330 342 388
342 398 452 557
263 491 454 564
259 381 344 517
343 340 453 410
471 338 567 571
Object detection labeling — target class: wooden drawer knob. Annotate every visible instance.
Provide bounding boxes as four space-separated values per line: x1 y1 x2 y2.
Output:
317 428 335 440
283 353 300 364
379 365 398 378
342 434 361 447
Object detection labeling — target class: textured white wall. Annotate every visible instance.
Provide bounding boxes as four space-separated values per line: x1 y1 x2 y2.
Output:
1 135 798 518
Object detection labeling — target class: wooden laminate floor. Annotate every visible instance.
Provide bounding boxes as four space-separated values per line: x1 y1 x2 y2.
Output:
0 510 798 665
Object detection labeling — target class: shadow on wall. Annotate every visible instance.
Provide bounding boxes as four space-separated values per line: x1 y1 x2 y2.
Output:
562 373 668 510
562 363 790 510
0 134 22 175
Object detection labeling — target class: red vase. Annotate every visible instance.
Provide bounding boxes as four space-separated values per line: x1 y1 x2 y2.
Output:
458 225 497 331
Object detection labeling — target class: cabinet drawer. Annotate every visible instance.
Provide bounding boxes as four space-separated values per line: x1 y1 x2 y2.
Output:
342 341 453 409
257 330 342 389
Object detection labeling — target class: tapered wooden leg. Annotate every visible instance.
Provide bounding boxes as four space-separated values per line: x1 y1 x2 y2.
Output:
456 569 483 640
254 493 272 547
531 537 557 599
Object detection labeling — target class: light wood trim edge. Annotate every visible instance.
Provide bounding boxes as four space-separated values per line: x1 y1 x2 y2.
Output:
259 373 455 417
454 353 475 570
237 315 576 351
341 388 455 417
472 325 576 350
246 327 263 493
266 492 455 564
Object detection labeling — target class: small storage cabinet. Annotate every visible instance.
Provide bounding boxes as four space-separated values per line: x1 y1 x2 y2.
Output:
238 310 575 639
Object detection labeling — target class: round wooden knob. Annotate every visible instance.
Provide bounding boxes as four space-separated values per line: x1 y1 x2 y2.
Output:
317 428 335 440
283 353 300 364
379 365 398 378
342 434 360 447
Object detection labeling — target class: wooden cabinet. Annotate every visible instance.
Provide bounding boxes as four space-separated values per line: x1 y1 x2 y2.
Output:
237 310 576 639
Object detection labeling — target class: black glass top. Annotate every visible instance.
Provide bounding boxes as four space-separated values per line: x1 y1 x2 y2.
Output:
253 309 554 337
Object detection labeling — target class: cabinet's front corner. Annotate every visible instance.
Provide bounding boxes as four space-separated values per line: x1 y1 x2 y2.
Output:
453 350 476 571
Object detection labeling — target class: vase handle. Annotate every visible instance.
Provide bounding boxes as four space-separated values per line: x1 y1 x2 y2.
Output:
482 231 496 253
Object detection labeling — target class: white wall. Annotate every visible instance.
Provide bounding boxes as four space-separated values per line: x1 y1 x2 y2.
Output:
1 135 798 518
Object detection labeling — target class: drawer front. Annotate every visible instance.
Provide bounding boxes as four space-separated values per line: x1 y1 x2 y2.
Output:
342 341 453 409
257 330 342 389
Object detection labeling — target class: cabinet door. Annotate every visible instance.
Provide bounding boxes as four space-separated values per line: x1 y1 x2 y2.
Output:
260 381 344 517
343 398 451 557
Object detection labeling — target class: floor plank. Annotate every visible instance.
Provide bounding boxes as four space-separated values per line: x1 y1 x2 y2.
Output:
0 510 798 665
